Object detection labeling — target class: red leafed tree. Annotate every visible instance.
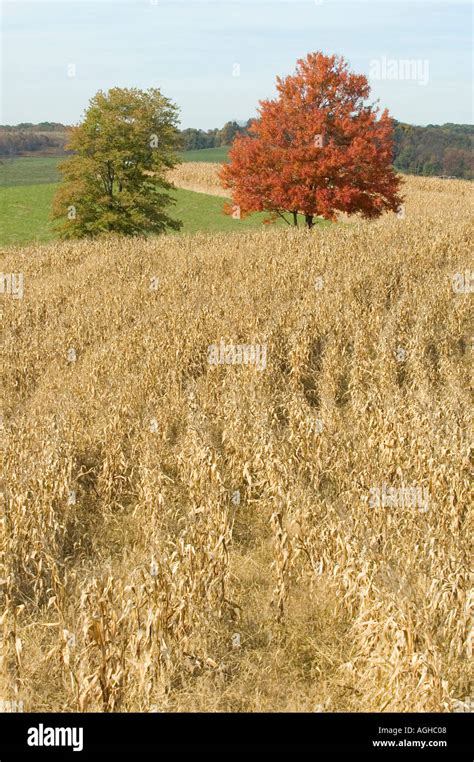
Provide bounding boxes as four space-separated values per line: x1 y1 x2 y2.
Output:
220 52 403 228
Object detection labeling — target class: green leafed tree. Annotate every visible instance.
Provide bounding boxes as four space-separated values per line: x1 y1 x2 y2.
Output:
52 87 182 238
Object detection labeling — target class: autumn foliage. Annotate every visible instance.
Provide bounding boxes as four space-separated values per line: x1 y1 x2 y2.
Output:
220 52 403 227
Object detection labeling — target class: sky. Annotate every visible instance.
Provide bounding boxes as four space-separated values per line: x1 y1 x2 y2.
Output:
0 0 472 128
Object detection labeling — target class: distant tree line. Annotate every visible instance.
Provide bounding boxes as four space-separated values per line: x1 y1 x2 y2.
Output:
180 120 251 150
1 119 472 179
2 121 67 131
392 122 473 179
181 119 473 180
0 123 70 157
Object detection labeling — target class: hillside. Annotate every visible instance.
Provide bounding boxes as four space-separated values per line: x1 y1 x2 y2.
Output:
1 175 471 712
180 121 473 180
0 159 323 247
1 120 473 179
0 123 70 158
393 122 473 179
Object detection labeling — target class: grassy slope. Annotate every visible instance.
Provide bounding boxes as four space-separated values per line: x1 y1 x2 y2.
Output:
0 148 331 246
0 184 57 245
0 146 228 188
0 182 316 247
178 145 230 163
0 156 62 186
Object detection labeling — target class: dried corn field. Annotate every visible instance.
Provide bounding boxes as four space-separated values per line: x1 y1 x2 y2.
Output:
167 161 227 197
0 175 472 713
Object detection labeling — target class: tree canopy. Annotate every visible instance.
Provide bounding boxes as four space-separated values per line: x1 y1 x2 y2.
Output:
220 52 404 228
52 87 182 238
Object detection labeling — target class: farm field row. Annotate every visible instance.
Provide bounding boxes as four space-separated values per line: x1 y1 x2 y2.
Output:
0 182 324 246
1 173 471 712
0 152 330 246
0 147 229 187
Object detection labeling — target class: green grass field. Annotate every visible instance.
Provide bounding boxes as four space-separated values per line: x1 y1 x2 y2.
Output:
0 156 62 186
0 184 57 244
0 147 229 189
0 149 331 246
178 146 230 163
0 181 323 247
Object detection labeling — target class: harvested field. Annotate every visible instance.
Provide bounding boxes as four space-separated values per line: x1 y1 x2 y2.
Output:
0 175 472 712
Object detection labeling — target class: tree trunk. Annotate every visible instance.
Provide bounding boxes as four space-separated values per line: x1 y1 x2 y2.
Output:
292 211 298 226
305 214 314 229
